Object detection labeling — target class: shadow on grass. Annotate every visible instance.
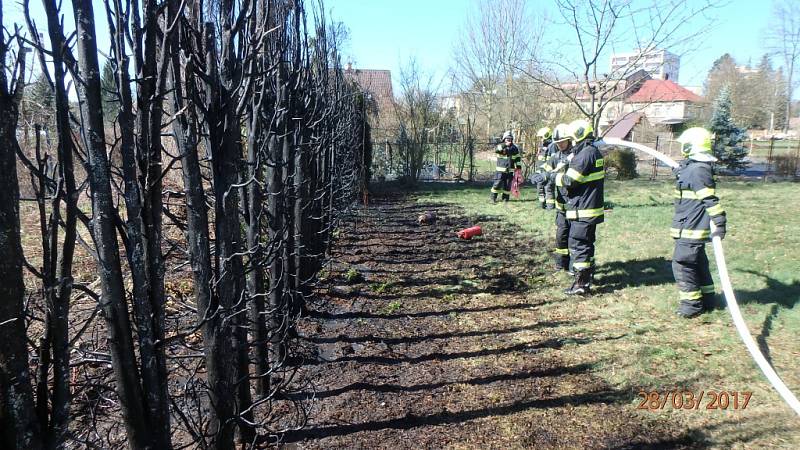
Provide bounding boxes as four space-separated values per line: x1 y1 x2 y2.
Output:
307 320 577 345
310 335 626 366
297 363 594 400
285 386 632 442
616 411 797 450
595 257 674 291
308 301 545 321
736 270 800 309
734 270 800 366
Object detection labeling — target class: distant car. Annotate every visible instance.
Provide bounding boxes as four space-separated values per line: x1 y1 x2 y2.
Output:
418 163 447 180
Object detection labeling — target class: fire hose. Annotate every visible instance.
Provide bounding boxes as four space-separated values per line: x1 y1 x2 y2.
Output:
601 137 800 417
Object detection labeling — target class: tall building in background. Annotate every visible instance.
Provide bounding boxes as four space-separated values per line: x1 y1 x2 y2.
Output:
610 49 680 81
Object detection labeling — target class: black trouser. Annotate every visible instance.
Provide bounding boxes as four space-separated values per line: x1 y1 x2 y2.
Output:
536 179 546 205
672 239 715 314
568 220 596 272
544 182 555 208
554 211 570 269
491 171 513 201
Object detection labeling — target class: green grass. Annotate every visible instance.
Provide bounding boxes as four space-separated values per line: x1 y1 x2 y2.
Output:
414 178 800 447
381 300 403 315
345 268 364 284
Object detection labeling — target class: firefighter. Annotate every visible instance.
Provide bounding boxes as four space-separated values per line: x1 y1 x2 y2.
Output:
535 127 553 208
491 130 522 203
539 123 573 271
556 119 605 295
671 127 727 318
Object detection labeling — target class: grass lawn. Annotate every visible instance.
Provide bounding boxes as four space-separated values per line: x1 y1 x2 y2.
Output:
413 178 800 448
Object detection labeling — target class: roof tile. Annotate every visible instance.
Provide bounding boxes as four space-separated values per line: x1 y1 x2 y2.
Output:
626 79 703 103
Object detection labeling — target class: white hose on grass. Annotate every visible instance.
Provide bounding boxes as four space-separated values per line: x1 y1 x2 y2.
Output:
601 137 800 417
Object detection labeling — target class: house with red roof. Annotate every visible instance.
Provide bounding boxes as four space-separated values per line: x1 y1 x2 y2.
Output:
623 78 705 125
343 63 394 120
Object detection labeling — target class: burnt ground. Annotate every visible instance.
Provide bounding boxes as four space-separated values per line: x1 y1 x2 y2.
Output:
289 191 696 449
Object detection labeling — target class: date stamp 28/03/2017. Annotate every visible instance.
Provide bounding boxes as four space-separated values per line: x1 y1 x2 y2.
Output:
636 391 752 411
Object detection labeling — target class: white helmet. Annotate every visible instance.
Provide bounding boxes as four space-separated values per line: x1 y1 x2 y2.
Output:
552 123 570 143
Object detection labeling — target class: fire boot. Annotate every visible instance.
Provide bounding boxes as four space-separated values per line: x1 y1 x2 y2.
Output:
701 293 722 311
553 253 570 273
564 269 592 295
677 299 704 318
490 193 498 204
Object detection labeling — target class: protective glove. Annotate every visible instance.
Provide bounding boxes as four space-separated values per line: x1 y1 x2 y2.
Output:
710 216 726 240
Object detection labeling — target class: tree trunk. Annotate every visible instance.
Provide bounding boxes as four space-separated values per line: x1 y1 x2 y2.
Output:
170 33 236 445
203 19 253 444
245 105 270 397
130 1 171 444
71 1 153 447
39 3 79 443
0 21 41 447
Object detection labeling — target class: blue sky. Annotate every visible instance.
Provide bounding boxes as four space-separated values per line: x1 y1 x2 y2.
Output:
329 0 773 93
3 0 774 94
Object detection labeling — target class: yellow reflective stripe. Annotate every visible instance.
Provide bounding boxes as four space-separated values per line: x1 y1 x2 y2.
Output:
573 262 592 269
706 204 725 216
566 168 604 183
555 173 565 187
555 162 567 170
566 208 604 219
542 164 554 171
538 195 546 201
566 168 583 181
555 202 566 211
679 290 703 300
675 189 717 200
545 199 556 204
595 158 604 168
700 285 715 294
491 187 500 193
553 248 569 255
695 187 716 199
537 155 547 161
670 228 710 239
496 167 510 172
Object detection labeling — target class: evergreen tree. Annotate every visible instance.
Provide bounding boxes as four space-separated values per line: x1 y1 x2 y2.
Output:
709 86 749 172
23 74 56 130
101 62 120 121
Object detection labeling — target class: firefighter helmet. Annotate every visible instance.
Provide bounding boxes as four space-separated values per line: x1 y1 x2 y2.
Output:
676 127 714 158
567 119 593 143
552 123 570 143
536 127 552 139
502 130 514 141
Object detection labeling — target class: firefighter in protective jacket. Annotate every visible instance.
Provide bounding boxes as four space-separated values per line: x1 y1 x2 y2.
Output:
535 127 554 208
671 127 727 318
543 124 573 271
555 119 604 295
491 131 522 203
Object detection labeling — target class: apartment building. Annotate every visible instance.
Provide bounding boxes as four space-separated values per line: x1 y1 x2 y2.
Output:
610 49 680 81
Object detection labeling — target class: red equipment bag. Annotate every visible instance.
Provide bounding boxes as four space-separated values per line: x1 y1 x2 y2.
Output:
511 168 523 198
457 226 483 240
